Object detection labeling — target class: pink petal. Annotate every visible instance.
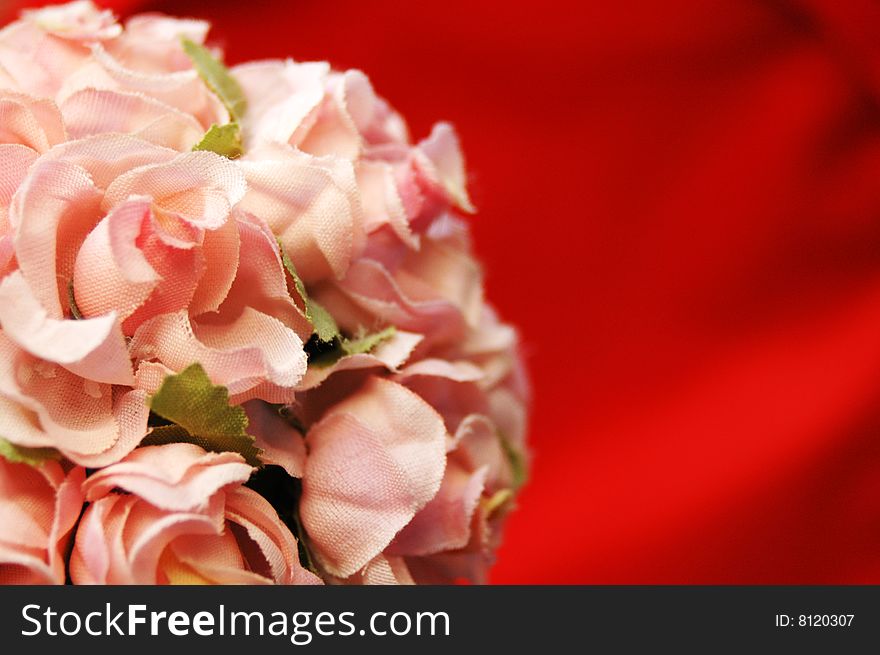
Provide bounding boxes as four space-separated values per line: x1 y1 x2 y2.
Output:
166 530 256 584
0 459 82 585
69 388 150 468
188 212 241 316
244 400 307 478
357 159 419 248
10 158 103 318
395 232 484 328
0 91 65 152
120 218 203 336
343 71 409 146
228 380 300 406
0 143 38 244
0 144 37 206
326 377 448 509
24 1 122 41
71 492 228 585
130 308 307 397
0 271 133 385
0 20 91 97
83 443 253 512
40 133 177 191
488 387 529 452
205 210 310 340
395 358 484 383
388 463 488 556
331 258 468 344
0 458 62 551
297 71 364 160
108 15 209 77
238 145 365 282
47 466 86 581
225 487 323 585
447 414 508 479
233 60 328 148
342 554 415 585
0 333 148 462
301 377 447 576
416 122 475 213
61 88 204 150
120 14 209 55
301 412 418 577
125 495 226 584
401 374 489 435
103 150 247 230
72 197 160 323
0 545 57 584
69 494 126 584
57 43 227 130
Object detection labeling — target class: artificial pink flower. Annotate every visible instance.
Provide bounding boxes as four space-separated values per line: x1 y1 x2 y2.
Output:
0 1 529 586
0 459 84 584
299 376 447 579
69 443 321 585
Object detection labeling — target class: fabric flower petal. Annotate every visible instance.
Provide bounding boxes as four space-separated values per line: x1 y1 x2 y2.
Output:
301 377 447 576
82 443 253 512
130 308 307 397
238 144 365 282
0 90 65 152
244 400 307 478
0 459 84 584
61 88 204 150
103 150 247 230
0 270 133 385
415 122 475 213
387 463 488 557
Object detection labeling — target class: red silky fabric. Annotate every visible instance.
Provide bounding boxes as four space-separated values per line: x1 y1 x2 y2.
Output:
6 0 880 583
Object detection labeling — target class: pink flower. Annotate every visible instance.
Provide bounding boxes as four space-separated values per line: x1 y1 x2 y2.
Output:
234 60 472 287
0 459 84 584
0 1 529 586
0 1 116 98
313 215 484 351
0 135 309 462
23 1 120 42
292 303 528 585
298 377 448 579
70 443 321 585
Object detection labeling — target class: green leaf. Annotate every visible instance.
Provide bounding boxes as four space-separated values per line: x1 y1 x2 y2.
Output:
482 488 514 517
278 240 341 343
192 122 243 159
0 437 61 467
278 242 307 305
306 326 397 369
341 326 396 356
146 363 261 466
142 424 262 467
500 433 528 490
277 240 398 360
67 280 83 320
308 300 341 344
181 38 247 121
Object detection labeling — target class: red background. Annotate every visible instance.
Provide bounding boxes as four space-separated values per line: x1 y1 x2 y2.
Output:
6 0 880 583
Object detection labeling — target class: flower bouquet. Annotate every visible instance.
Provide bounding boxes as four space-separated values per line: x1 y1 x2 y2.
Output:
0 1 528 585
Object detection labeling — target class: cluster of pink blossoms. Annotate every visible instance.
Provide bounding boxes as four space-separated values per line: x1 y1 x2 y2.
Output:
0 1 528 585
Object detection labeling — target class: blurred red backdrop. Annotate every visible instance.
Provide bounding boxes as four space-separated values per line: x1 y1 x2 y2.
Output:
6 0 880 583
